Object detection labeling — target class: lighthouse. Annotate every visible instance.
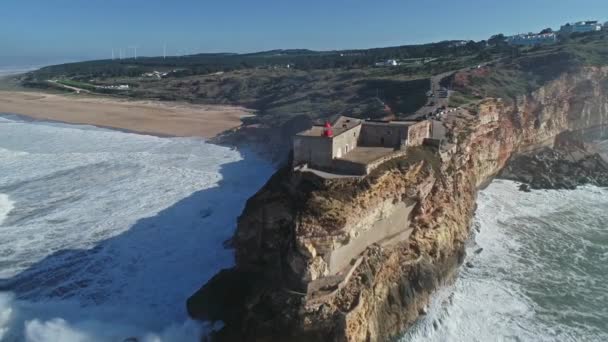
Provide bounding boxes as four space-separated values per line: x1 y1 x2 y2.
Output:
322 121 333 137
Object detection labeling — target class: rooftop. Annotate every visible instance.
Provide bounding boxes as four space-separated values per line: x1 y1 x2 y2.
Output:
296 116 422 138
297 116 362 137
339 146 396 164
363 120 418 127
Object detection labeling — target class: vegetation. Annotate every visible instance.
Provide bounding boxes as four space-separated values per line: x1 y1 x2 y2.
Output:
16 30 608 128
18 40 496 126
25 41 489 79
56 79 98 91
452 30 608 104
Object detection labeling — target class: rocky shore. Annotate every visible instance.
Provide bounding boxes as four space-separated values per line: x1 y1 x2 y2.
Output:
188 66 608 341
500 145 608 190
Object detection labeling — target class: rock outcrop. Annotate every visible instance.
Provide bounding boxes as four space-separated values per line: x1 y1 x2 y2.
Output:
500 134 608 189
188 67 608 341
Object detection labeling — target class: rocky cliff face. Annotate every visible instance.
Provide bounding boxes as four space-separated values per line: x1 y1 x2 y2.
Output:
188 67 608 341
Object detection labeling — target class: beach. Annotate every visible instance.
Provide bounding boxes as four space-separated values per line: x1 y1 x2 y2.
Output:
0 90 251 138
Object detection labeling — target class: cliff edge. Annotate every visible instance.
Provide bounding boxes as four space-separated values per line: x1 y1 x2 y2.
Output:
188 66 608 341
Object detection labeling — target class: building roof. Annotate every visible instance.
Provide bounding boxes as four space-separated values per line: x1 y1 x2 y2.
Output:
362 120 417 127
333 116 362 134
296 116 426 138
296 116 362 137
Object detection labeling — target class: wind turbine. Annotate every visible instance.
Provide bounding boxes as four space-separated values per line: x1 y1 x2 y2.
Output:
163 43 167 59
112 48 115 60
129 46 139 59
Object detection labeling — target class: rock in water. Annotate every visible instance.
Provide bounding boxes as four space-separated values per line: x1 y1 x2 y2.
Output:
500 138 608 190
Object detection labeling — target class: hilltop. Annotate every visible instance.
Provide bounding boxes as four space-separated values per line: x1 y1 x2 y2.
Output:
12 30 608 159
17 40 492 123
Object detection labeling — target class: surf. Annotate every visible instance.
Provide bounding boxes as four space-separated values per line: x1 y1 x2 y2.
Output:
0 116 274 341
403 179 608 342
0 194 14 226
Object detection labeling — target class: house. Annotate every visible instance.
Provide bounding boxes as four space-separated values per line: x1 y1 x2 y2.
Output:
560 21 602 34
293 116 433 175
375 59 399 67
142 71 169 79
507 33 557 46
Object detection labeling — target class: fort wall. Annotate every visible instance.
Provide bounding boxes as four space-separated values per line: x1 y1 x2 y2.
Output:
407 120 432 146
360 124 408 147
332 125 362 159
293 135 333 167
327 201 415 274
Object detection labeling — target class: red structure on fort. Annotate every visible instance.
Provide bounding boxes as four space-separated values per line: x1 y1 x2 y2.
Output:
323 121 333 137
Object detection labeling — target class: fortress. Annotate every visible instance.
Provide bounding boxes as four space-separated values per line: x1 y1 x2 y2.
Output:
293 116 438 175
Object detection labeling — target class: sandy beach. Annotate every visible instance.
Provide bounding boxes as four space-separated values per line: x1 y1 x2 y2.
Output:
0 91 251 138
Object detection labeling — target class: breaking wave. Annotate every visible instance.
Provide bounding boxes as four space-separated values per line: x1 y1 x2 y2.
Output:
0 194 14 226
403 179 608 342
0 115 274 341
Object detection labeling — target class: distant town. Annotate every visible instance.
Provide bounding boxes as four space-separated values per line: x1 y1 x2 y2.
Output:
373 20 606 67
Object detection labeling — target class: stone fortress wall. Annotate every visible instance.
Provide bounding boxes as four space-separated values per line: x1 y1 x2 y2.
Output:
293 117 436 174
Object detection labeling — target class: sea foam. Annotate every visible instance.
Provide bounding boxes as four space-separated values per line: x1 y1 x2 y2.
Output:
403 179 608 342
0 194 14 226
0 116 274 341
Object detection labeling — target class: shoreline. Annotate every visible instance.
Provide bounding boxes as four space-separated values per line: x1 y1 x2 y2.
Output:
0 112 178 139
0 90 253 139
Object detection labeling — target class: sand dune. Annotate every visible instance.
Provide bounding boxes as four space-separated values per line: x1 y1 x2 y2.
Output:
0 91 251 138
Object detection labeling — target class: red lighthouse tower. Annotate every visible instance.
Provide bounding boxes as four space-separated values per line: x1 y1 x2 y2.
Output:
323 121 333 137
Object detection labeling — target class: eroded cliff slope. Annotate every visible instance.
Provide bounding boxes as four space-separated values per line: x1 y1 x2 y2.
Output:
188 66 608 341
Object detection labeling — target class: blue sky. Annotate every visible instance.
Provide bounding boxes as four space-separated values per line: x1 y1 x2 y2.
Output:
1 0 607 62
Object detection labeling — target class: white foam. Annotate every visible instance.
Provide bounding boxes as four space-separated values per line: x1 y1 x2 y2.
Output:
0 194 14 225
404 179 608 342
0 117 274 340
0 292 213 342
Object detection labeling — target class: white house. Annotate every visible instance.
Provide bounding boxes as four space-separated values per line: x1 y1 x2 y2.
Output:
560 21 602 34
374 59 398 67
507 33 557 46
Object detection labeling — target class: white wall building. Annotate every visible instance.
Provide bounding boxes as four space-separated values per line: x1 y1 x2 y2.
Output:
507 33 557 46
375 59 398 67
560 21 602 34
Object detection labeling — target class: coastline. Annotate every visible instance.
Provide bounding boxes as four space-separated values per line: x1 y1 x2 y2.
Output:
0 90 252 139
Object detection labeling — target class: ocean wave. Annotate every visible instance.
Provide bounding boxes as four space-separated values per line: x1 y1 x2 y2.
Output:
0 292 218 342
0 194 14 226
404 180 608 342
0 119 274 340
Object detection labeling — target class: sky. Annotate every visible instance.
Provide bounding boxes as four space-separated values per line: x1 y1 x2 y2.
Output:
1 0 607 64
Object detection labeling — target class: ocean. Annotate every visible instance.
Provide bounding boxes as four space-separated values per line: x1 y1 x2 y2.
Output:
404 141 608 342
0 57 82 78
0 115 274 341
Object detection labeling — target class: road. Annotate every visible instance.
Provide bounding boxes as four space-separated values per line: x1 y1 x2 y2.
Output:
409 70 455 120
409 61 496 120
47 80 92 94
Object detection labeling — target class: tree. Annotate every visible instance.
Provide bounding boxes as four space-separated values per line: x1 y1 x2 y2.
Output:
488 34 507 46
539 28 553 34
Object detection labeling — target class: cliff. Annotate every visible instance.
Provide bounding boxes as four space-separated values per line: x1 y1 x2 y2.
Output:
188 66 608 341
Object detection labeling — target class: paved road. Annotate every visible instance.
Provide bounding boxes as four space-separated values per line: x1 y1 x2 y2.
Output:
409 61 496 120
410 70 455 120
